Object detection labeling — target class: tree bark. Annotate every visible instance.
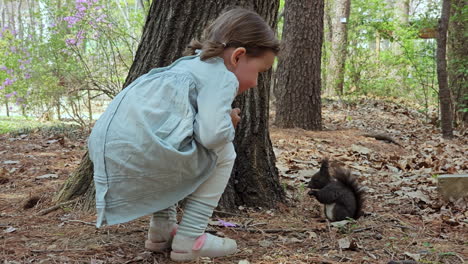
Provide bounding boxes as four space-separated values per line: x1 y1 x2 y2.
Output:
56 0 285 211
274 0 324 130
436 0 453 138
324 0 350 96
391 0 410 55
447 0 468 126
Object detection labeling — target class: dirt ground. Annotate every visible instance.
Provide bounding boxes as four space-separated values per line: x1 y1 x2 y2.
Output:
1 98 467 264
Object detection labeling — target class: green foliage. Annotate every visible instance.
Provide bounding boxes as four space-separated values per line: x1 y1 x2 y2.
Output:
323 0 443 112
0 0 146 121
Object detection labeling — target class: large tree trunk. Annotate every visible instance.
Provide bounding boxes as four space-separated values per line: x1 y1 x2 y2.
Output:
273 0 324 130
447 0 468 127
324 0 350 96
436 0 453 138
56 0 284 211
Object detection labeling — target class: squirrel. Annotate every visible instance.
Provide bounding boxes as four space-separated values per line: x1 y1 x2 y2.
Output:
307 158 365 221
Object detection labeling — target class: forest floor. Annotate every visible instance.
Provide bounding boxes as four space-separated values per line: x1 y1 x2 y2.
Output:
1 97 467 264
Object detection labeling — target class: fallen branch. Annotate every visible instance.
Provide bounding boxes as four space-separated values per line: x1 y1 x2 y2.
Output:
62 219 96 226
213 210 248 218
362 133 401 146
36 199 79 216
31 249 88 253
239 228 311 233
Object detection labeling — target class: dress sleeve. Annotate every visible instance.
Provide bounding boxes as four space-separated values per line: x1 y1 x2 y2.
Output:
193 72 239 150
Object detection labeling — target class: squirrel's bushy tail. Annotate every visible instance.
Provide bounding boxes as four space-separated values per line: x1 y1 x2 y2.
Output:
333 166 365 219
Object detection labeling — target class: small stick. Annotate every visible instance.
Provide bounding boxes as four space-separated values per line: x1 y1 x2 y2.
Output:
352 227 373 233
239 228 310 233
62 219 96 226
31 249 87 253
36 199 79 216
213 210 246 218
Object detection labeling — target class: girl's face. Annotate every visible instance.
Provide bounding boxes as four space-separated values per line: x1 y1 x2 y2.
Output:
224 48 276 94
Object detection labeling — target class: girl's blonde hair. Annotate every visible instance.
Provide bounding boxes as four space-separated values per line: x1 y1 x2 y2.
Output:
184 7 280 60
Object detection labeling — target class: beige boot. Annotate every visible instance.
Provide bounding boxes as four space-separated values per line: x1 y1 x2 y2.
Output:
170 233 237 262
145 221 178 252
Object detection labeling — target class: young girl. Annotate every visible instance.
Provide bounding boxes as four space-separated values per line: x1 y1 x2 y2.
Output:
88 7 279 262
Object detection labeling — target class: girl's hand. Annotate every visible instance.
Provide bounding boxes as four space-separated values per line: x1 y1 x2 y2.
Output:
230 108 241 128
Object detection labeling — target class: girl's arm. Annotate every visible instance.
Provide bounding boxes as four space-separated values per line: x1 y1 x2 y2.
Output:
193 72 238 150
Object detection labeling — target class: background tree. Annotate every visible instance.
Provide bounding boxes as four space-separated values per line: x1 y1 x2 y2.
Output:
436 0 453 138
324 0 351 96
447 0 467 126
274 0 324 130
56 0 285 211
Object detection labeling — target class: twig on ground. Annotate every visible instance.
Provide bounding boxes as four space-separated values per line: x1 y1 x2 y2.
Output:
239 228 311 233
30 249 88 253
36 199 79 216
62 219 96 226
352 227 373 233
213 210 247 218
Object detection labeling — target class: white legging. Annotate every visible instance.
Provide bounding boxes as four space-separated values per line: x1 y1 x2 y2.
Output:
153 143 236 238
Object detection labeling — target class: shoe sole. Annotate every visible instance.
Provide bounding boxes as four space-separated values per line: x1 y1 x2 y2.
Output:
145 239 171 252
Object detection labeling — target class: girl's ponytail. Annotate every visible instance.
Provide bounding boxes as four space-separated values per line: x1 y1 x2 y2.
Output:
184 39 203 56
184 7 279 61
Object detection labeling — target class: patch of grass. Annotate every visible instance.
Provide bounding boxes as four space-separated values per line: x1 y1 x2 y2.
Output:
0 116 83 138
0 116 49 134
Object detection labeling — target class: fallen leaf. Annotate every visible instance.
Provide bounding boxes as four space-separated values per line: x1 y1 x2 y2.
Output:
259 240 273 247
351 145 371 155
4 226 16 233
404 252 421 261
338 237 351 249
3 160 19 165
36 174 59 179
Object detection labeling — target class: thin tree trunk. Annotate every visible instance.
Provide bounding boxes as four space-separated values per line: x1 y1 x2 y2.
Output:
5 101 9 117
436 0 453 138
17 0 23 40
392 0 410 55
274 0 324 130
325 0 350 96
447 0 468 126
321 0 333 96
57 0 284 211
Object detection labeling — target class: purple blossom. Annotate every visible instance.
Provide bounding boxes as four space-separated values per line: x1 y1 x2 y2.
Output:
96 14 107 23
3 78 13 86
76 4 87 12
19 65 25 70
5 93 13 99
9 106 12 110
6 69 14 75
66 38 77 46
217 219 237 227
0 66 6 71
10 46 17 53
0 85 3 90
24 73 31 79
64 16 81 26
76 30 85 40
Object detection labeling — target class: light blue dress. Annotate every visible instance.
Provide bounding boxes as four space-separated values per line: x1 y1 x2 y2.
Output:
88 54 239 227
